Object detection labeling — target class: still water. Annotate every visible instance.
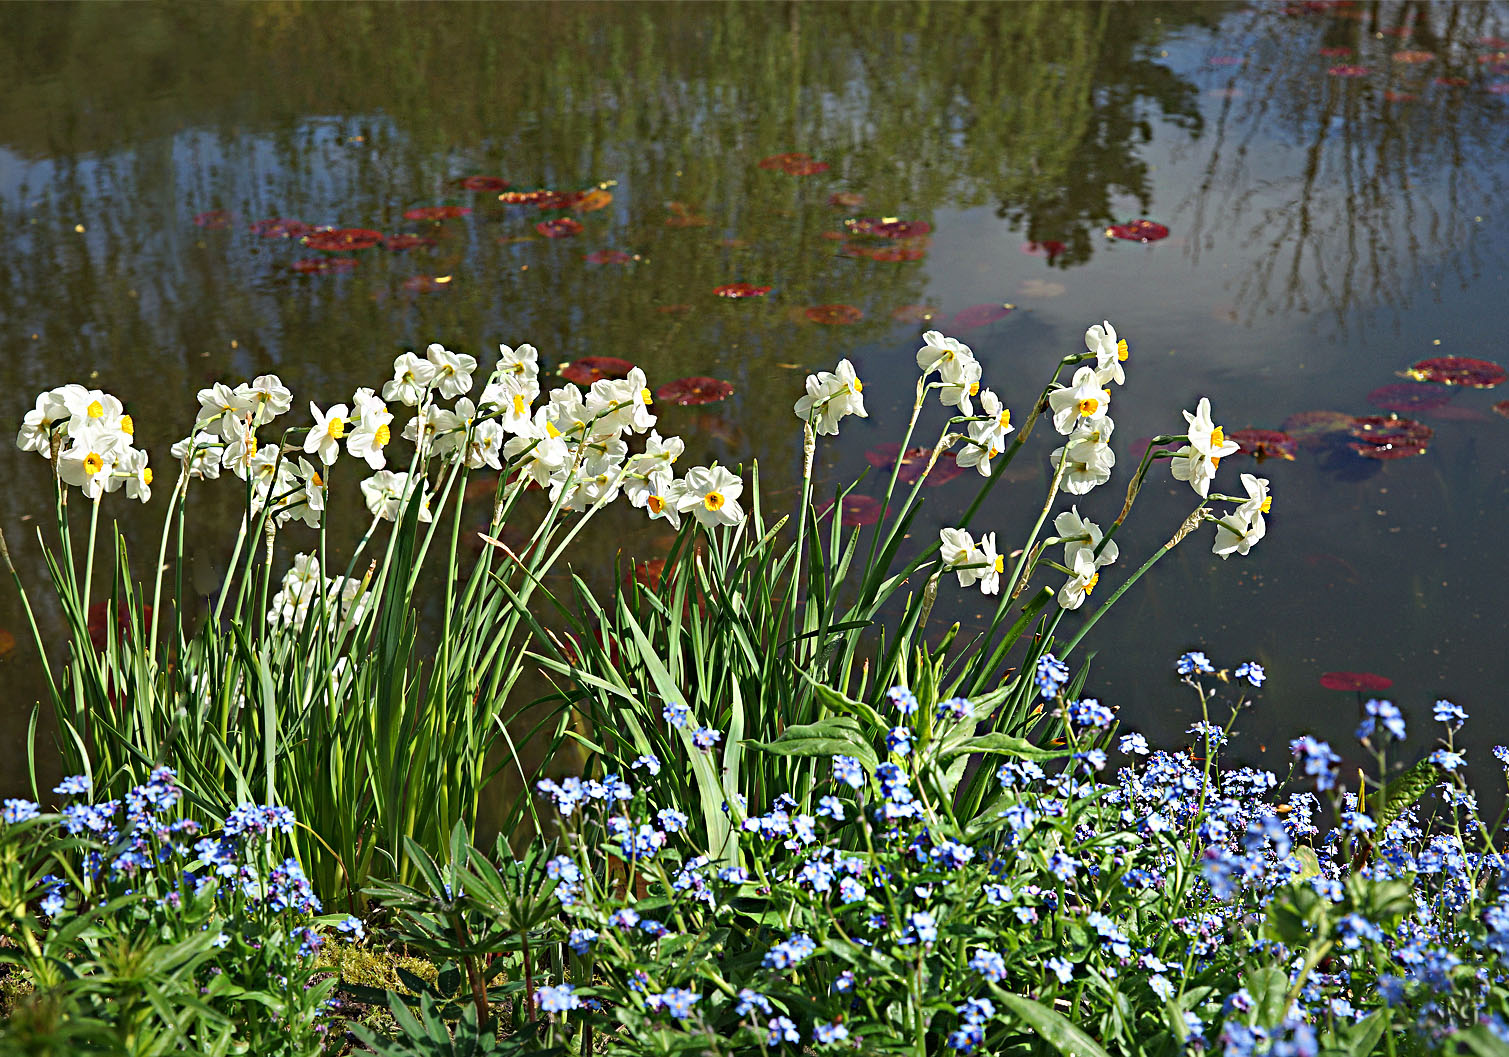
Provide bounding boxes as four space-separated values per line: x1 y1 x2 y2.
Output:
2 1 1508 797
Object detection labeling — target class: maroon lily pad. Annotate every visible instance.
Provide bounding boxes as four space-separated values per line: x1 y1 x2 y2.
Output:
461 176 509 191
865 444 964 487
1366 383 1452 412
193 210 232 229
585 249 634 264
303 228 384 251
404 205 471 222
1319 671 1393 692
845 218 932 239
499 190 554 205
950 303 1012 330
401 275 453 293
559 357 634 385
865 246 927 262
534 190 589 210
384 234 436 251
1406 356 1506 388
536 217 584 239
1107 220 1170 242
1280 409 1357 448
1348 415 1432 458
891 304 942 324
758 152 828 175
759 152 812 170
806 304 864 325
1392 49 1435 63
291 257 358 275
1229 429 1298 461
250 218 314 239
1494 400 1509 418
1327 64 1371 76
817 494 883 526
714 283 771 299
655 377 734 406
1318 46 1353 57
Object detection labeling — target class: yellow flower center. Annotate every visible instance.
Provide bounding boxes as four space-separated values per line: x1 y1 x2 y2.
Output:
988 446 1000 458
374 423 391 447
120 415 134 436
1211 456 1221 470
1210 426 1225 448
1077 397 1100 416
513 394 527 416
641 387 653 405
993 554 1004 574
1084 572 1100 595
87 400 104 419
1117 338 1129 362
142 468 153 485
327 417 345 440
311 471 323 488
545 421 562 439
246 436 258 458
83 452 103 475
648 495 665 514
704 491 725 512
853 378 863 393
1260 496 1272 514
999 410 1011 430
969 381 980 396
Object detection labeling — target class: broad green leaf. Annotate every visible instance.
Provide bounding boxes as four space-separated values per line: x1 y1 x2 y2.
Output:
996 992 1114 1057
939 732 1075 762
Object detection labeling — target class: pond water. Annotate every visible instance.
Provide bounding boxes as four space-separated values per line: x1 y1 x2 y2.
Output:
3 1 1509 799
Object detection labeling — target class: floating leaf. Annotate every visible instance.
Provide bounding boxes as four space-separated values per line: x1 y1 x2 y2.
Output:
87 601 151 652
559 356 634 385
664 212 711 228
626 558 667 593
950 303 1012 330
1318 46 1353 57
574 189 614 213
1020 240 1067 261
1348 415 1432 459
383 234 436 251
1383 89 1419 102
845 217 931 239
533 190 587 210
865 246 926 262
0 627 14 657
1320 671 1393 692
1405 356 1506 388
249 218 314 239
291 257 358 275
1106 220 1170 242
401 275 453 293
193 210 232 229
302 228 384 251
1229 429 1298 461
1435 75 1471 87
1392 49 1435 63
713 282 771 299
403 205 471 222
865 444 963 486
585 249 634 264
890 304 941 324
783 157 830 175
759 152 812 171
1494 400 1509 418
460 176 509 191
1327 64 1371 76
1367 382 1452 412
499 190 556 205
655 377 734 405
816 494 883 526
805 304 863 325
1280 409 1356 447
536 217 584 239
828 192 865 209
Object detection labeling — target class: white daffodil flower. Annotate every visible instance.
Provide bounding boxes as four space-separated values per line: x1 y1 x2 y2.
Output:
171 431 223 480
239 374 293 426
426 399 477 461
939 527 986 589
383 352 436 407
246 447 290 513
916 331 978 385
1234 472 1272 520
676 465 745 528
1053 506 1119 572
58 430 121 499
546 384 592 441
17 387 75 454
1047 366 1111 436
589 367 656 436
1057 549 1102 611
197 382 251 442
220 419 261 480
977 531 1004 596
1051 417 1116 495
1212 505 1266 559
1085 321 1128 387
1169 398 1239 498
936 356 983 417
275 458 326 529
553 437 630 509
626 468 684 530
793 358 868 436
361 470 433 523
328 575 372 625
496 343 540 383
482 375 541 436
464 420 505 470
346 393 394 470
425 343 477 399
61 388 125 442
304 402 349 466
119 447 153 504
503 408 569 486
639 430 684 475
955 426 1001 477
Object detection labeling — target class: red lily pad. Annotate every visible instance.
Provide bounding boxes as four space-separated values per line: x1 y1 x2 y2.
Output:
865 246 927 262
1406 356 1506 388
664 202 711 227
865 444 964 486
536 217 584 239
828 192 865 209
404 205 471 222
1327 64 1371 76
1392 49 1435 63
817 494 883 526
845 217 932 239
249 218 314 239
401 275 453 293
891 304 942 324
1020 240 1068 261
1366 383 1452 412
655 377 734 405
384 234 436 251
574 189 614 212
461 176 509 191
1383 90 1419 102
534 190 588 210
714 283 771 299
1107 219 1170 242
193 210 232 229
1494 400 1509 418
585 249 634 264
0 627 15 657
1319 671 1393 692
1229 429 1298 461
1318 46 1353 57
1348 415 1432 458
1435 76 1471 87
559 356 634 385
783 158 830 175
627 558 667 593
303 228 384 251
87 601 152 652
499 190 554 205
291 257 358 275
950 303 1012 330
1280 409 1356 447
1377 24 1413 37
759 152 813 170
805 304 863 325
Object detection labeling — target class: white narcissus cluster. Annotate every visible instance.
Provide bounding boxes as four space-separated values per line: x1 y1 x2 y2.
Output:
17 384 152 502
793 358 867 436
1169 397 1239 499
1211 473 1271 559
266 553 372 630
